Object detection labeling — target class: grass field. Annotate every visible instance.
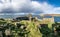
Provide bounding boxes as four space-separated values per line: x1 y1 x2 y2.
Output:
0 19 60 37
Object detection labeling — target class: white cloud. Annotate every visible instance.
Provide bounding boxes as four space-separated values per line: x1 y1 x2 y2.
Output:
0 0 60 15
31 1 60 14
42 3 60 14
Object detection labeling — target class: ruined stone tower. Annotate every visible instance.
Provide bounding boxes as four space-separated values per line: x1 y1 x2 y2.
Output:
42 15 54 24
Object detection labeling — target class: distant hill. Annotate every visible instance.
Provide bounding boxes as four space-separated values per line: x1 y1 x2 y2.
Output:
44 14 60 16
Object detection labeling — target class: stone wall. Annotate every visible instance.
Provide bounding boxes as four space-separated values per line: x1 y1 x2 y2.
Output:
42 16 54 24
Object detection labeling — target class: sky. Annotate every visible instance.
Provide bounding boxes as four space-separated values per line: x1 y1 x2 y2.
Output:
0 0 60 16
35 0 60 7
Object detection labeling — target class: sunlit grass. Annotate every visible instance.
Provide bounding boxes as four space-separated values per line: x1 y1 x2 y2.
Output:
0 19 56 37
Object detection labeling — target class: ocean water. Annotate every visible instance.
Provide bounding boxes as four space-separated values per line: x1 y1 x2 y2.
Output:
54 16 60 22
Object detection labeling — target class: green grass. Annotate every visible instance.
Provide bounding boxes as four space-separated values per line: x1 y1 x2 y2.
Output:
20 21 42 37
0 20 58 37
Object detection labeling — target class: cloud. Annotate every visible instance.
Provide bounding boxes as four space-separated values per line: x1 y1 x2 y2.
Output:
0 0 60 16
31 1 60 14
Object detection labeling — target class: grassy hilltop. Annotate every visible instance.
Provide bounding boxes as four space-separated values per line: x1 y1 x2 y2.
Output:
0 18 60 37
